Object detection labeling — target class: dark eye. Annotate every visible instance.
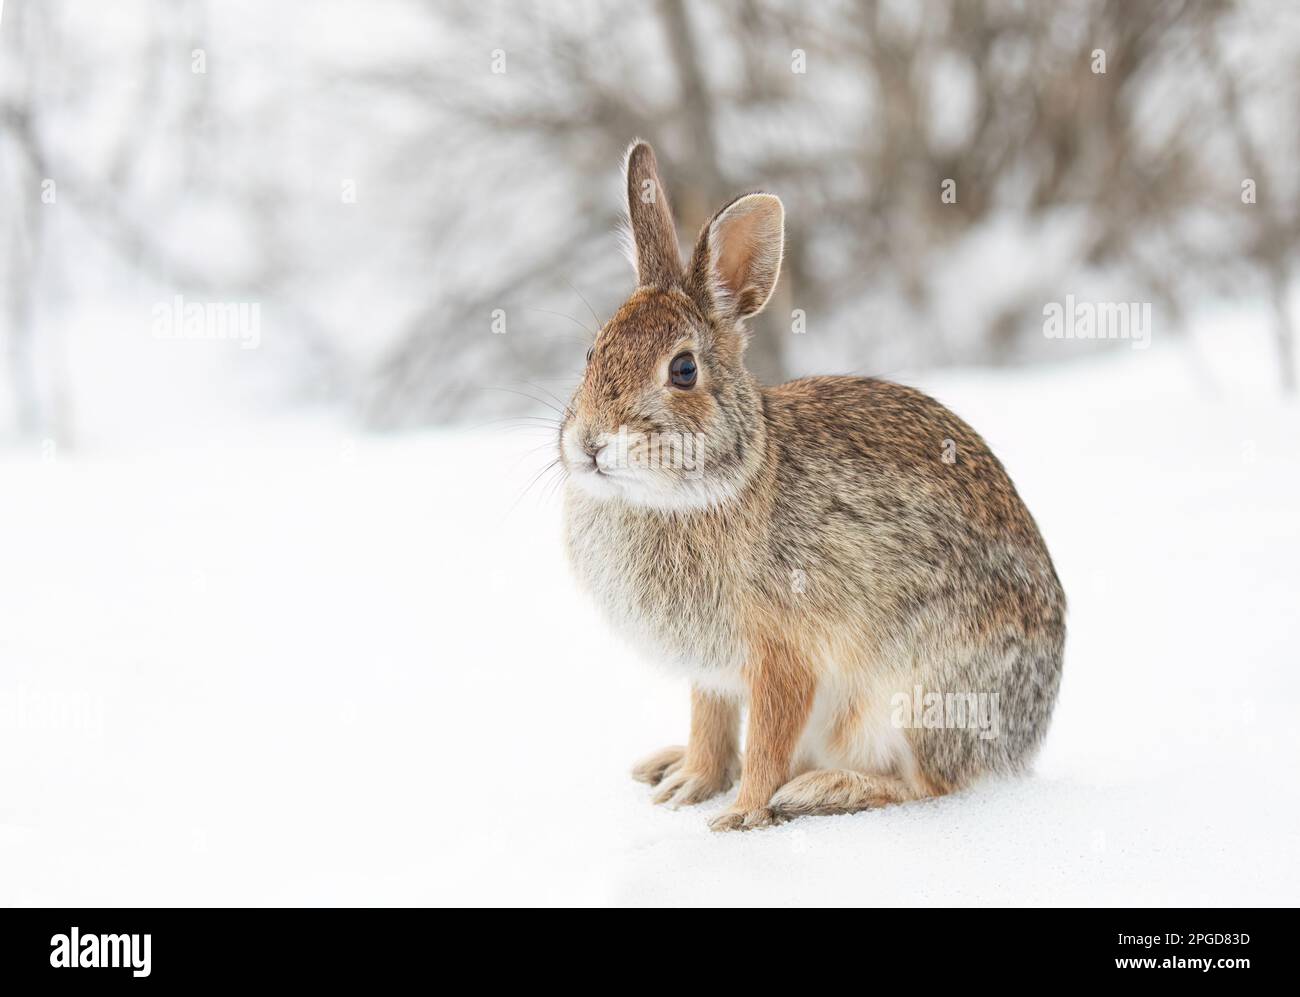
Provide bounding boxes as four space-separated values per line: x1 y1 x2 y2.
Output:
586 346 594 364
669 352 697 389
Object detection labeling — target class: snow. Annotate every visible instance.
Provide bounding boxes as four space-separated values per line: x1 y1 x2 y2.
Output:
1 321 1298 907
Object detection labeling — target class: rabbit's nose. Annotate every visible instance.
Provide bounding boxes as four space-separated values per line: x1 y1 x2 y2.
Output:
581 438 602 466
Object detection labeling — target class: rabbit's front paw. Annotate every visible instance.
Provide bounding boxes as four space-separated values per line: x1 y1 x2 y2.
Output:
651 765 734 807
630 745 686 786
632 746 734 806
708 806 777 832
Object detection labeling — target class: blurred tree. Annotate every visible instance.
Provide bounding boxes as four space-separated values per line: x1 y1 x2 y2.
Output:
0 1 70 444
1 0 1295 440
363 0 1297 423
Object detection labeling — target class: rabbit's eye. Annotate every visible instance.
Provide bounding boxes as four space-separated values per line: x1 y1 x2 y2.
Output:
669 352 697 389
586 347 594 364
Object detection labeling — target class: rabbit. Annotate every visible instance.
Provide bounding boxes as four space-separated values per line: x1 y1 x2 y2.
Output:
560 141 1065 831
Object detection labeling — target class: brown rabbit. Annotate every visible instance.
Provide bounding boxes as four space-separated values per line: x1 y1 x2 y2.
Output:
561 142 1065 831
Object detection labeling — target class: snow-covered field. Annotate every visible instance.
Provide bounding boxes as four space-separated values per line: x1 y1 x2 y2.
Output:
2 330 1298 907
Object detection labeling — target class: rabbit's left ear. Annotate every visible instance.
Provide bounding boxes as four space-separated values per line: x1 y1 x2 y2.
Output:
686 193 784 323
623 141 682 288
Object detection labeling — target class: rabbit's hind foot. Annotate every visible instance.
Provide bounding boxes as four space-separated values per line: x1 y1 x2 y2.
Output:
769 769 932 819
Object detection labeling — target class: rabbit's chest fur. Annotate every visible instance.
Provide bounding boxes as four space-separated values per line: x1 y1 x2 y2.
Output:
564 491 755 691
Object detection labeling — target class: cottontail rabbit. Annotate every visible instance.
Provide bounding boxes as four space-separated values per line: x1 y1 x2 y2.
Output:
561 142 1065 831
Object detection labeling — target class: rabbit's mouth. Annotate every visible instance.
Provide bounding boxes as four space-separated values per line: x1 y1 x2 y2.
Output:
561 422 734 510
565 453 738 512
564 451 646 501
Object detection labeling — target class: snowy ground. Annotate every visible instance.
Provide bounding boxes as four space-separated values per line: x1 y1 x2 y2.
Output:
2 330 1298 906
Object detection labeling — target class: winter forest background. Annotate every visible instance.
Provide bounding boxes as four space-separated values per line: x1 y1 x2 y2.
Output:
2 2 1299 906
1 0 1298 443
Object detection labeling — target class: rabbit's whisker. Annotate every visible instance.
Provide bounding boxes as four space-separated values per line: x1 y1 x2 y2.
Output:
562 276 605 332
504 456 564 521
488 385 571 419
528 307 597 338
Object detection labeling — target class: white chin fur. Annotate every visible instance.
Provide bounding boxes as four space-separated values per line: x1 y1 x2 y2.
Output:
565 464 738 512
561 423 739 512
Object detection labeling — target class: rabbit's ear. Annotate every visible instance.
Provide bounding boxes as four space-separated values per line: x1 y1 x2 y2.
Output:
623 141 682 288
686 193 784 323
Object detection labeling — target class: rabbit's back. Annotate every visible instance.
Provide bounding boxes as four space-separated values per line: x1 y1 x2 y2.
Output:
759 376 1064 636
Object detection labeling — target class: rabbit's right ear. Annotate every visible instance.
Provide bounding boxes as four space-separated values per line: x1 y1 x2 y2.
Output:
623 141 682 288
685 192 784 324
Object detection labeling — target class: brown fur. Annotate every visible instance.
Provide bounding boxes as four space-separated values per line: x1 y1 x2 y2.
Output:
708 632 817 830
770 770 923 816
564 142 1066 831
